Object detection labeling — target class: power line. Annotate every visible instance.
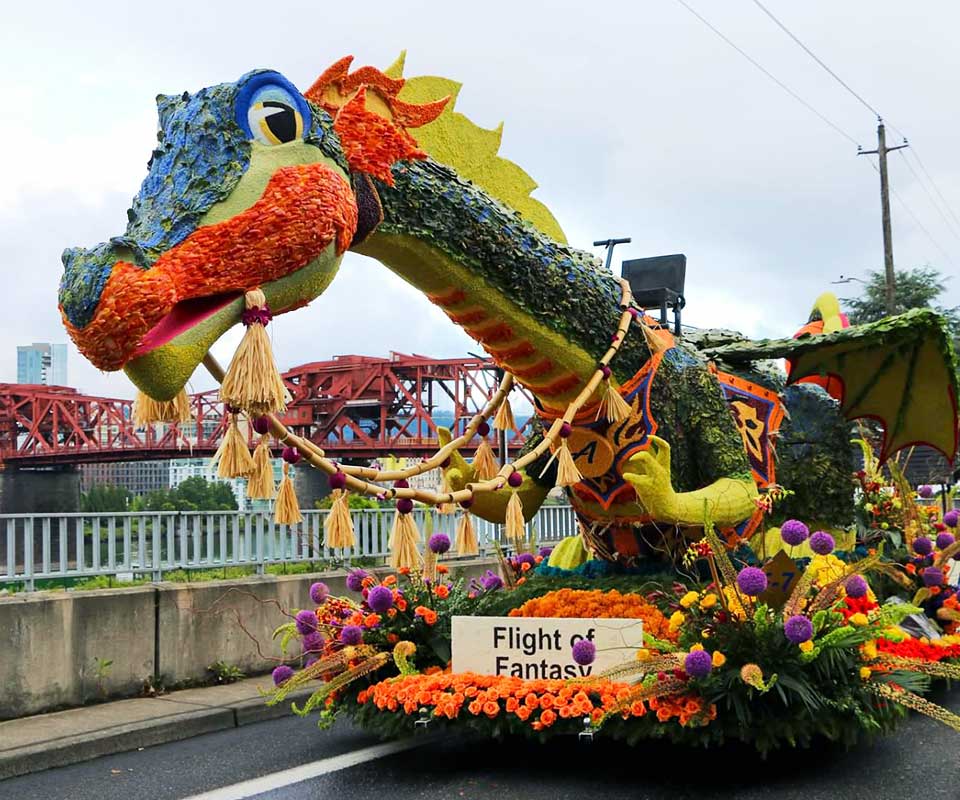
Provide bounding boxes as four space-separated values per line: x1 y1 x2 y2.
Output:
749 0 881 118
897 150 960 242
905 148 960 235
671 0 861 147
865 158 955 266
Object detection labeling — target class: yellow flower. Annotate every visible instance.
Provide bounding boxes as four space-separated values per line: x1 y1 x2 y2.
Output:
711 651 726 667
701 629 711 639
635 648 652 662
689 643 705 652
669 610 685 632
862 640 878 660
680 591 700 609
849 613 869 627
799 641 814 653
860 667 872 680
699 593 719 611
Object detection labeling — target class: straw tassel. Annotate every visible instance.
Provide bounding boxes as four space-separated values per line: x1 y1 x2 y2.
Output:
133 388 192 426
598 380 631 423
220 288 288 417
455 512 478 556
274 461 303 525
214 414 256 479
504 492 526 544
493 396 515 432
324 489 355 549
246 435 276 500
555 440 583 487
389 508 422 571
471 439 498 480
438 472 456 514
422 549 438 584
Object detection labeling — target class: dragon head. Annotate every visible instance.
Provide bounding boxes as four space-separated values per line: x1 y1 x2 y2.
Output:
59 59 446 399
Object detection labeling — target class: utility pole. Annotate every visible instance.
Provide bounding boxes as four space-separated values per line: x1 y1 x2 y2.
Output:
858 118 909 315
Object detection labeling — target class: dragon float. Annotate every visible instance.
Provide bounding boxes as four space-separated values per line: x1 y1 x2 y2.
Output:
59 55 960 750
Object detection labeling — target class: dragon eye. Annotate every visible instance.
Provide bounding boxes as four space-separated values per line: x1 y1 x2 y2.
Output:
236 73 310 146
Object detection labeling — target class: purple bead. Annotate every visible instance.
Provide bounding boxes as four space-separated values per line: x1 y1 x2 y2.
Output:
784 615 814 644
507 471 523 488
936 532 956 550
571 639 596 666
477 421 490 437
922 567 944 587
272 665 295 686
684 650 713 678
459 498 474 509
844 575 869 599
367 585 394 613
294 609 317 635
809 531 835 555
918 485 934 498
559 422 572 439
736 567 768 597
913 537 933 556
428 533 451 554
396 497 414 514
329 471 347 490
600 365 612 379
944 510 959 528
780 519 809 547
309 582 329 605
395 479 409 489
282 446 301 465
252 416 271 435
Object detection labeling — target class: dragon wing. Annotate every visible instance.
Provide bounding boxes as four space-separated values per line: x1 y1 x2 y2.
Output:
703 308 959 463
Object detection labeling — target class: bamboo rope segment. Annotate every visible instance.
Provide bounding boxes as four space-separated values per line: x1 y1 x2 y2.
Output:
199 279 636 506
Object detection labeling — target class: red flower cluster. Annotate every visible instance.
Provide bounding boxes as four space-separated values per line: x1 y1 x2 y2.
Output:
839 594 879 621
877 637 960 662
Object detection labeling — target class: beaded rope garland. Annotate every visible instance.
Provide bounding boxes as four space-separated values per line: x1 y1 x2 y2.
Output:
202 279 637 507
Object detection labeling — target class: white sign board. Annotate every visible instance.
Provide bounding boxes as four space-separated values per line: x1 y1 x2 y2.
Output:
451 615 644 679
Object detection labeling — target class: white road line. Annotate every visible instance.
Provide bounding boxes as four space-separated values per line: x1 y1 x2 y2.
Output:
180 738 427 800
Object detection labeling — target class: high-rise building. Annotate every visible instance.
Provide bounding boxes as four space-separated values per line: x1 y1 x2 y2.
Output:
17 343 68 385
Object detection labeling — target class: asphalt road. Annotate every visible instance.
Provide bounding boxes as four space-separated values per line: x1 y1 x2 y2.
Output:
4 689 959 800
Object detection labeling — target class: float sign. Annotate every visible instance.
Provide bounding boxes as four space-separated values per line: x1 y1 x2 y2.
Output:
451 616 644 679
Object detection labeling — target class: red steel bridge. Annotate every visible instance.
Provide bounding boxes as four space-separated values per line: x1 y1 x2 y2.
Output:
0 353 532 467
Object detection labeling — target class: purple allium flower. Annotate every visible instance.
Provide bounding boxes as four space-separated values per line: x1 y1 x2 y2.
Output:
736 567 768 597
304 655 318 668
684 649 713 679
480 569 503 592
844 575 869 599
309 582 329 605
346 569 369 592
539 546 554 558
784 614 814 644
936 532 956 550
780 519 809 547
428 533 451 555
918 485 933 499
571 639 596 666
913 537 933 556
809 531 835 555
272 665 294 686
340 625 363 645
516 553 537 568
944 510 959 528
294 609 318 635
367 585 394 614
301 631 324 653
922 567 944 587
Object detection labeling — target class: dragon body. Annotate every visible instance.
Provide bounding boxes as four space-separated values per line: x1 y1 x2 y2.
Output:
59 56 959 568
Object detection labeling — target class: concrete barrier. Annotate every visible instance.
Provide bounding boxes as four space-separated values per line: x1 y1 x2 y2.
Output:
0 558 497 719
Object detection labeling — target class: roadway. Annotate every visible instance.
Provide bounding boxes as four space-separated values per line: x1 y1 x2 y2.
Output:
3 689 959 800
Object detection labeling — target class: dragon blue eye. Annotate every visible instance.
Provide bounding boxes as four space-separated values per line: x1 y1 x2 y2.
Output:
235 72 311 146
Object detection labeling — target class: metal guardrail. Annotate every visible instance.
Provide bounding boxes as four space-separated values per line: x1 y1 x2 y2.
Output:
0 505 578 590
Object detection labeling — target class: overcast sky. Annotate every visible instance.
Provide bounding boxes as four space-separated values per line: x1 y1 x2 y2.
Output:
3 0 959 399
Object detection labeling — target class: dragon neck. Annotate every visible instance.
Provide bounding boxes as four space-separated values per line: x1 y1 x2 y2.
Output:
354 159 650 411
